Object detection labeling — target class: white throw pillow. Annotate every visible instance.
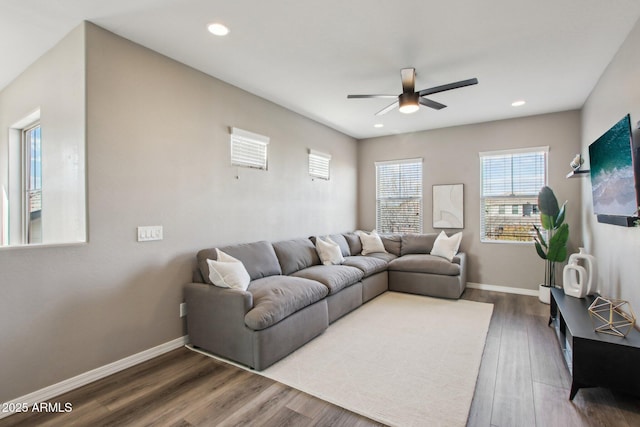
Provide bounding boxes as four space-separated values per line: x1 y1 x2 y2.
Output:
315 236 345 265
356 229 387 255
430 231 463 262
206 248 251 291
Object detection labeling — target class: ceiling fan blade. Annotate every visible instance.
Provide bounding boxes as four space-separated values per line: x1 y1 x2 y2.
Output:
419 97 447 110
347 94 397 99
401 68 415 93
375 100 399 116
418 78 478 97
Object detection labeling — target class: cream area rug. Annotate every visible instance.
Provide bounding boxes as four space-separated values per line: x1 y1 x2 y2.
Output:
260 292 493 427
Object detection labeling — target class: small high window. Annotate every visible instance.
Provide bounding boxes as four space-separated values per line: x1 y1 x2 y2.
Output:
308 150 331 180
230 127 269 170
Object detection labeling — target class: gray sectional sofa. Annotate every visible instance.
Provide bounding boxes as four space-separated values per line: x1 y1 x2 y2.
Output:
185 232 466 370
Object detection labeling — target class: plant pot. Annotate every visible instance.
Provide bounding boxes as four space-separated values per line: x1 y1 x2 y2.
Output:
538 284 551 304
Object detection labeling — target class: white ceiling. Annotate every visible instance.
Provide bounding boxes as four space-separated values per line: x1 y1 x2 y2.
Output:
2 0 640 139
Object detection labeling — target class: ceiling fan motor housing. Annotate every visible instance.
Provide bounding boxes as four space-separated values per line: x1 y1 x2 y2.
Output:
399 92 419 114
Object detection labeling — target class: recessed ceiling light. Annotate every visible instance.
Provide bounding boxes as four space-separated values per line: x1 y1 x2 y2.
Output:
207 23 230 36
374 123 384 128
511 100 526 107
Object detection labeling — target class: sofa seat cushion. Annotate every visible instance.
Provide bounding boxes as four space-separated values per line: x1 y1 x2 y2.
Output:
388 254 461 276
342 255 388 277
365 252 398 263
244 276 328 331
291 265 364 295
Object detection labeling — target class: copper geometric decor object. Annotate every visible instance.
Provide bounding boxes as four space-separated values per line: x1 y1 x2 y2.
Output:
588 296 636 337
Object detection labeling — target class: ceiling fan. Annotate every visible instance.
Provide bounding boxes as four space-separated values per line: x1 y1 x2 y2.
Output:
347 68 478 115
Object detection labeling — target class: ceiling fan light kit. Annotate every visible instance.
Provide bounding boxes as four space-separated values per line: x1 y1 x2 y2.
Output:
348 68 478 116
398 92 420 114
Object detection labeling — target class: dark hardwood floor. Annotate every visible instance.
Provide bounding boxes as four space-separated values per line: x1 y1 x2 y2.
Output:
2 289 640 427
464 288 640 427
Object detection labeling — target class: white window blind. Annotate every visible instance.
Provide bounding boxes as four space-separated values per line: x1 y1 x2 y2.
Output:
230 127 269 170
480 147 548 242
309 149 331 180
376 158 423 233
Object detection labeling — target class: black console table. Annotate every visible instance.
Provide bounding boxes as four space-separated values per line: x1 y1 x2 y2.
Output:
549 288 640 400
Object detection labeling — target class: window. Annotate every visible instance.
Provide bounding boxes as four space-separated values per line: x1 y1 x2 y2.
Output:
375 158 423 233
480 147 548 243
6 110 44 245
309 149 331 180
24 123 42 242
230 127 269 170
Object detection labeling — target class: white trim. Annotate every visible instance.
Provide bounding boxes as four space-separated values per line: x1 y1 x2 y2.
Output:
375 157 423 166
0 336 188 419
230 127 270 145
10 109 41 130
309 149 331 160
467 282 539 297
478 145 549 157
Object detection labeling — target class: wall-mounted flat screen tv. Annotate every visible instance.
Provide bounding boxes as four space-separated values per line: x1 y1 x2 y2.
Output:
588 114 638 217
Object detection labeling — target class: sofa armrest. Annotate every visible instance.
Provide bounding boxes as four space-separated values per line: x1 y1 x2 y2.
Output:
454 252 467 285
452 252 465 265
184 282 256 366
184 282 253 321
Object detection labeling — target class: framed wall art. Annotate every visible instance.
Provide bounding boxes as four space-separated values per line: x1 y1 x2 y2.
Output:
433 184 464 229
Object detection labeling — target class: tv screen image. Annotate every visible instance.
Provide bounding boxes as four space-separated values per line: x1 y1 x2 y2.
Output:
588 114 638 216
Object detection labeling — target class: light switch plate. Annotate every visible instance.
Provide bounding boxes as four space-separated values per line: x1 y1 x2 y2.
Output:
137 225 163 242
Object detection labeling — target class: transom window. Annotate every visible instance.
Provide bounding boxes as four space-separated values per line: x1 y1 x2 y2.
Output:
375 158 423 233
480 147 548 243
230 127 269 170
308 149 331 180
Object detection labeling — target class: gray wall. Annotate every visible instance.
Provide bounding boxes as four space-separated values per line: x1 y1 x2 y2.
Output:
358 111 582 291
581 18 640 311
6 15 638 405
0 23 357 402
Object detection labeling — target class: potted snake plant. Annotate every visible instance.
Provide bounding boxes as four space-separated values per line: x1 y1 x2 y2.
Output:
533 186 569 304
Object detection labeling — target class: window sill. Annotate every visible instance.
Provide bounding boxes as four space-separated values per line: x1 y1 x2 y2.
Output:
480 239 534 245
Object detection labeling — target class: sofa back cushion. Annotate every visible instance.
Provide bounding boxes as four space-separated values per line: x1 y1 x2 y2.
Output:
342 232 362 255
327 234 351 257
380 234 402 256
401 233 439 256
309 234 351 257
272 238 321 275
197 240 282 283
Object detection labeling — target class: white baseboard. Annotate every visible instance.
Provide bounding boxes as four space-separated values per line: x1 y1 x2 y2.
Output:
0 335 188 420
467 282 539 297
